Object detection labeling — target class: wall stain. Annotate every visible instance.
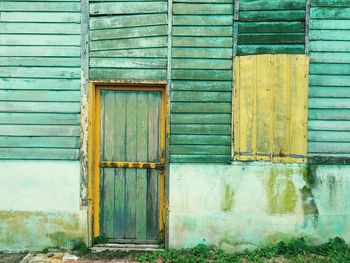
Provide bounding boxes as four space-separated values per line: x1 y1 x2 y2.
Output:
221 185 235 212
267 168 297 214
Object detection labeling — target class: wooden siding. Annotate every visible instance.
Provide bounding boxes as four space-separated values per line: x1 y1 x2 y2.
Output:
89 1 168 80
237 0 306 55
170 0 234 163
308 0 350 159
0 0 81 160
234 55 309 162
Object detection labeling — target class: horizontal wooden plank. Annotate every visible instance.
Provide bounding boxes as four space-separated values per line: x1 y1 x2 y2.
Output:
171 135 231 145
90 58 167 69
173 36 232 47
310 64 350 75
173 0 232 3
172 69 232 80
310 20 350 30
0 12 81 23
91 25 167 41
309 109 350 121
171 113 231 124
310 30 350 41
309 98 350 109
173 4 233 15
90 36 167 51
312 0 350 7
310 41 350 52
0 136 80 148
0 22 80 34
309 142 350 153
173 26 232 36
0 46 80 57
240 0 306 10
0 79 80 90
309 131 350 142
239 10 305 21
309 75 350 86
0 148 79 160
237 44 304 55
0 67 80 79
0 57 80 67
171 91 231 101
0 125 80 136
90 14 167 30
0 34 80 46
0 90 80 102
311 7 350 19
171 102 231 113
172 47 232 58
0 102 80 113
90 48 167 58
90 68 167 80
171 80 232 91
171 124 231 135
0 113 80 125
90 2 167 15
238 33 305 44
172 58 231 69
0 2 80 12
173 15 232 26
170 154 230 163
238 21 305 33
311 52 350 63
171 145 230 155
309 86 350 98
309 120 350 131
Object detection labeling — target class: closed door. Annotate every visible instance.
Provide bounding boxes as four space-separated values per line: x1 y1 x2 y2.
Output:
98 88 165 243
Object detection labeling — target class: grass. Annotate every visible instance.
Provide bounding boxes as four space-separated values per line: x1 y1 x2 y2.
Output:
77 237 350 263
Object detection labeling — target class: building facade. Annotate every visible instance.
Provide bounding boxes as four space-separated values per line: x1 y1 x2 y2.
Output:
0 0 350 251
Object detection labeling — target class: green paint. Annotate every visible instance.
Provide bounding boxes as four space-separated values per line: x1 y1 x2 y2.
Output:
0 0 80 161
221 185 235 212
267 168 297 214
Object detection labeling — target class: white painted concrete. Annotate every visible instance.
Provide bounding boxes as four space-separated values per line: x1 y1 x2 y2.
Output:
0 161 81 213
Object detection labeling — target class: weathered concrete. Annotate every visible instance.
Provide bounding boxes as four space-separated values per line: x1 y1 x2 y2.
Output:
0 161 87 251
168 163 350 251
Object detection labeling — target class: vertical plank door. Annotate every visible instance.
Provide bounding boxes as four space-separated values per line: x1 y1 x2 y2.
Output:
99 89 163 243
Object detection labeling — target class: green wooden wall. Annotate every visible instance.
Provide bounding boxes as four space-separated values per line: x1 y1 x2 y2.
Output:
169 0 233 163
237 0 306 55
308 0 350 160
89 0 168 80
0 1 81 160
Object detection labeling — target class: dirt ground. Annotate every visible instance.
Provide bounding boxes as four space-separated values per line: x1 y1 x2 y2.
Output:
0 252 137 263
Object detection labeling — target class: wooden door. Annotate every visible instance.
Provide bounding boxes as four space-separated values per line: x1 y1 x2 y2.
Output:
98 88 165 243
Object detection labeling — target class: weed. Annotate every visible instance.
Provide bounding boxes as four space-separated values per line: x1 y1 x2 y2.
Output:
71 239 91 255
94 234 108 244
135 237 350 263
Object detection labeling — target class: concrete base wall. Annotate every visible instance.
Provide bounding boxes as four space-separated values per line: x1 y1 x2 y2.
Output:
169 163 350 251
0 161 87 251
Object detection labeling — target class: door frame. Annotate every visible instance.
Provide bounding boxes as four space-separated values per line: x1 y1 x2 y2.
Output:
88 81 168 244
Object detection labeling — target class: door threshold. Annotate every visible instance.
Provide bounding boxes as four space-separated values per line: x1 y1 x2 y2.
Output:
92 243 164 252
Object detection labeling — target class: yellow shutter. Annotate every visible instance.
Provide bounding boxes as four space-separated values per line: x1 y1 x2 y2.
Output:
233 54 309 163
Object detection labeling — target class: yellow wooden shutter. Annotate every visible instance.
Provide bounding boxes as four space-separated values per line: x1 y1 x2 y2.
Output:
234 54 309 163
